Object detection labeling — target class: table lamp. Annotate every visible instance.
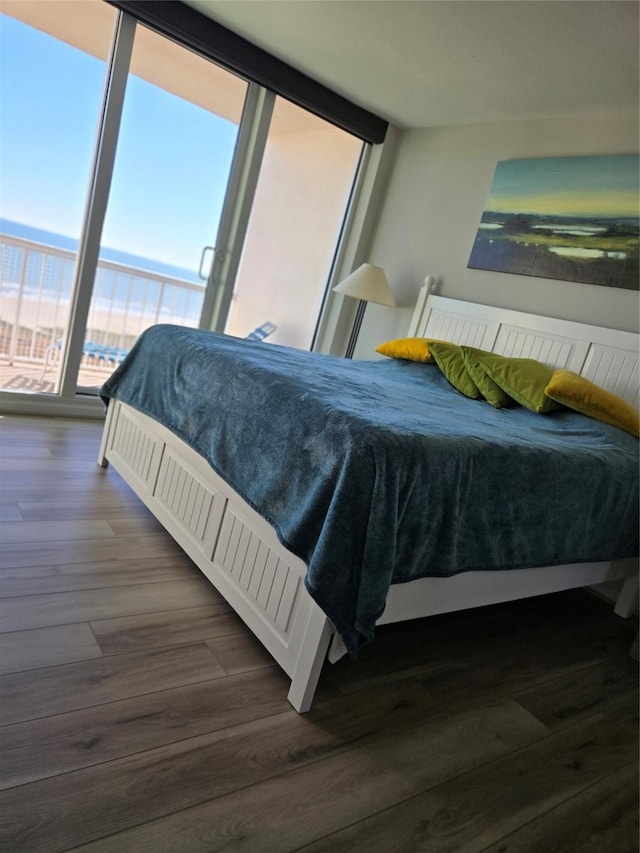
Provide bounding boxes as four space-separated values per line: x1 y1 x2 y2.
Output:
333 263 396 358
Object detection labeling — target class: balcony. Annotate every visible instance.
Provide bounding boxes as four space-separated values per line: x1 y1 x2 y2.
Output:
0 232 204 395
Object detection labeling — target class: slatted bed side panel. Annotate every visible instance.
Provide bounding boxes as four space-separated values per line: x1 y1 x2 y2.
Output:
107 403 164 494
154 445 226 557
213 505 302 636
199 495 318 681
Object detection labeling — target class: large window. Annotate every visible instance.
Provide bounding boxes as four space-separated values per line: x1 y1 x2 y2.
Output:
0 2 365 409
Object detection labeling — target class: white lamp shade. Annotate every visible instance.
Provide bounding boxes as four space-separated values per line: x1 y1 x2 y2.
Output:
333 263 396 307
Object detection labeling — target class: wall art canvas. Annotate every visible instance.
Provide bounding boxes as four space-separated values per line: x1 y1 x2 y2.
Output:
468 154 639 290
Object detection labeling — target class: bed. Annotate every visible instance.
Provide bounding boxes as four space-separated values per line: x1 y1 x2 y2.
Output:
98 285 640 711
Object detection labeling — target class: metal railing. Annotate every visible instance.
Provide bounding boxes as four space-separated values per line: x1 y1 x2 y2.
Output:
0 233 205 372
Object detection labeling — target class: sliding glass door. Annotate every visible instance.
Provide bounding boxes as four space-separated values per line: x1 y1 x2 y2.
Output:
78 24 247 393
223 97 363 350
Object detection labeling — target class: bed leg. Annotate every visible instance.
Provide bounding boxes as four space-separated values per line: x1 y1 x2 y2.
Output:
287 607 333 713
614 572 639 619
97 403 116 468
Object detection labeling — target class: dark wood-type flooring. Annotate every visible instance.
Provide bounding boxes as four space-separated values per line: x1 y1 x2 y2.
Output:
0 414 637 853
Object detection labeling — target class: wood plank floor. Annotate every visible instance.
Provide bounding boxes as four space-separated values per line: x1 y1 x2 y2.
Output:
0 414 637 853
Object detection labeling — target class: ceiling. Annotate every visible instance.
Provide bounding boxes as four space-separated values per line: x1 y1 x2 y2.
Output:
185 0 639 129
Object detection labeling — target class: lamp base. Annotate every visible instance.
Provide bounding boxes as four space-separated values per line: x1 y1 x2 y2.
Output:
345 299 367 359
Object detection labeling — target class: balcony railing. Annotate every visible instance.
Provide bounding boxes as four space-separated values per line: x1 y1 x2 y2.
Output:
0 232 204 392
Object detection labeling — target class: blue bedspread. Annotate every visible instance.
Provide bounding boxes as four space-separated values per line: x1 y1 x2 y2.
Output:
100 325 639 655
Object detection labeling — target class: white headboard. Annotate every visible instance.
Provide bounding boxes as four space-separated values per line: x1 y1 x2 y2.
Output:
408 286 639 407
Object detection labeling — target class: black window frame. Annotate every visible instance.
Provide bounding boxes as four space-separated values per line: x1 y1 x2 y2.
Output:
105 0 388 144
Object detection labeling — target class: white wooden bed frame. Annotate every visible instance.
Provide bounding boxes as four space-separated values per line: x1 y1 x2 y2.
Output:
98 286 640 712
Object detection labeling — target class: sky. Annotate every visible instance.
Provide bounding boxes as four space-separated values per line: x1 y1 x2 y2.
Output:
0 14 240 273
485 155 639 219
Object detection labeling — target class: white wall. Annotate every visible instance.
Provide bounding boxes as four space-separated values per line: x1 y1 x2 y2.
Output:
354 109 639 358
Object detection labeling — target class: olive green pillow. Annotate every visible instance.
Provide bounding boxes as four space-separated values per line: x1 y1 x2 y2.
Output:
428 341 482 399
375 337 435 363
461 346 515 409
469 351 561 414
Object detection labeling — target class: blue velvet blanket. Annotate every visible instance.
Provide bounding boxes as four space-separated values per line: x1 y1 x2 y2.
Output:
100 325 639 655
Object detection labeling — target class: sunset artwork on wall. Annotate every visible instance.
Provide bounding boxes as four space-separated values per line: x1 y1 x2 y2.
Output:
468 154 639 290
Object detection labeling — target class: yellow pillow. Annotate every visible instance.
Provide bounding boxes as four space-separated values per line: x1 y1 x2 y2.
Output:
545 370 639 437
375 337 435 363
428 341 482 399
461 346 515 409
469 351 561 414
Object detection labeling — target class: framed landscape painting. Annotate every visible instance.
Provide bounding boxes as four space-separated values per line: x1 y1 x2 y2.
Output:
468 155 639 290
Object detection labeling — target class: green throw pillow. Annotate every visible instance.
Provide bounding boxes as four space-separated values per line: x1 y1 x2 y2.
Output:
461 347 515 408
469 351 561 414
428 341 482 399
